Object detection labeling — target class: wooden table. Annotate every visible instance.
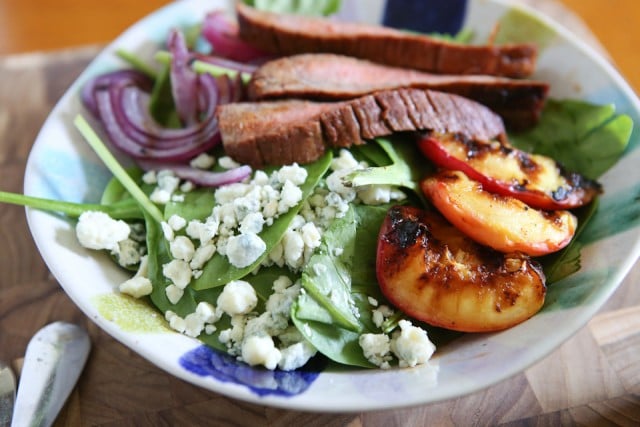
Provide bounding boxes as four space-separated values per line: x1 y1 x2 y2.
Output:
1 1 639 425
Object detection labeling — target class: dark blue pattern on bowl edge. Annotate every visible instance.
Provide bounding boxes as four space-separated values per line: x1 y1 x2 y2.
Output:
383 0 468 34
180 345 324 397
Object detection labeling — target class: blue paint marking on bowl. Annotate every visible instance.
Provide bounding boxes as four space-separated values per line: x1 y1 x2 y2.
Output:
382 0 468 35
179 345 324 397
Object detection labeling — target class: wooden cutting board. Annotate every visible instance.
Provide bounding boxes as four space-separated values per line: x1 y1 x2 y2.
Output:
1 4 639 426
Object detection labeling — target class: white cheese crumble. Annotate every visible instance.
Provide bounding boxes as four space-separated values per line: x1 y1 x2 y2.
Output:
165 284 184 305
150 170 181 204
118 254 151 298
217 280 258 315
359 333 392 369
162 259 192 289
241 335 282 370
170 236 195 262
218 156 241 169
278 340 317 371
76 211 130 252
390 320 436 368
225 233 266 268
119 276 152 298
168 214 187 231
190 153 216 169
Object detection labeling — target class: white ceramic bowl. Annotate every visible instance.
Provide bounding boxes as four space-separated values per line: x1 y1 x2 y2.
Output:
23 0 640 412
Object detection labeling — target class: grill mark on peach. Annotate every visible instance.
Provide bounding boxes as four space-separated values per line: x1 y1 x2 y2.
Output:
376 205 546 332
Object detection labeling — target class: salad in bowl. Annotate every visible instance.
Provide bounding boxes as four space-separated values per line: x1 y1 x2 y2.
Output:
2 0 639 412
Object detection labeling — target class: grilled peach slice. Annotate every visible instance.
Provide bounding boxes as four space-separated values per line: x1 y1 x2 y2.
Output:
376 205 546 332
418 133 602 210
421 170 577 256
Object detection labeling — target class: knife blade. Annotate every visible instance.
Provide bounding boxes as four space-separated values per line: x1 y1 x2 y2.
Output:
10 322 91 427
0 363 15 427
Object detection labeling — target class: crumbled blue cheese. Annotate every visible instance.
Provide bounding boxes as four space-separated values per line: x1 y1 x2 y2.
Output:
225 233 266 268
239 212 265 235
217 280 258 315
167 214 187 231
119 275 152 298
195 301 221 324
278 340 317 371
170 236 195 262
189 243 216 270
390 320 436 368
161 221 175 242
76 211 130 252
359 333 392 369
277 163 308 185
162 259 192 289
358 184 407 205
142 170 157 185
184 312 206 338
190 153 216 169
165 284 184 304
218 156 241 169
218 314 246 355
372 304 395 329
150 170 180 204
119 255 152 298
241 335 282 370
165 310 186 334
115 238 142 267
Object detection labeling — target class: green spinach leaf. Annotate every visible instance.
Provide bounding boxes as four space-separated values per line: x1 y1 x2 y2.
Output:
509 99 633 180
292 203 393 368
345 137 432 205
244 0 341 16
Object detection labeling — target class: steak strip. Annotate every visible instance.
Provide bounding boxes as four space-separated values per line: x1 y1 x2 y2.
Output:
236 3 537 78
248 54 549 130
218 88 506 167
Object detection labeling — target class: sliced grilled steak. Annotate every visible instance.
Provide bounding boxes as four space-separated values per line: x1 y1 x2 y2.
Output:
236 3 537 78
248 54 549 130
218 88 506 167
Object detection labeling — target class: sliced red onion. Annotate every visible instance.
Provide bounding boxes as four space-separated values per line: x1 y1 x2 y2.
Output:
214 73 245 105
193 52 259 74
139 161 252 187
83 69 224 162
81 70 153 118
172 164 252 187
201 11 269 63
168 28 199 126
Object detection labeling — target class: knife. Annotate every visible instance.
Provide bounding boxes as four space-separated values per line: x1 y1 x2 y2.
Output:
10 322 91 427
0 362 15 427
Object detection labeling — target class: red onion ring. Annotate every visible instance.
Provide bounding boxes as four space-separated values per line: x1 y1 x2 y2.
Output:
139 161 253 187
168 28 199 126
193 52 259 74
97 72 221 161
201 11 269 63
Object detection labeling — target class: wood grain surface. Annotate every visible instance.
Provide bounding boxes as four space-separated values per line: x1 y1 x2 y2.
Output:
0 1 639 426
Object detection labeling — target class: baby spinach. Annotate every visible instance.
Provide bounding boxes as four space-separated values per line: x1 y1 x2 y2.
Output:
191 152 333 290
146 211 198 318
292 203 394 368
541 198 599 284
0 191 143 221
291 294 375 368
509 99 633 180
346 138 432 205
299 206 360 331
164 189 216 222
243 0 341 16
